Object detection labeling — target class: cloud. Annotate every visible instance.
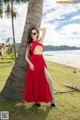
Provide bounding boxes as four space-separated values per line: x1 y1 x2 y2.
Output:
71 0 80 2
41 0 80 46
60 24 80 34
70 15 80 21
0 2 28 43
0 0 80 47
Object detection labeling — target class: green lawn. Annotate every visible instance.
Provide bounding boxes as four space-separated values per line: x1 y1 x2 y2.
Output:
0 56 80 120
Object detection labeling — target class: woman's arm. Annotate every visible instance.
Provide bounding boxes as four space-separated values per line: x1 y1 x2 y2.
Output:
37 27 46 43
25 45 35 71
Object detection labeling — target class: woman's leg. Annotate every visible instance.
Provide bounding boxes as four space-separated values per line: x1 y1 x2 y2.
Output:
44 66 55 102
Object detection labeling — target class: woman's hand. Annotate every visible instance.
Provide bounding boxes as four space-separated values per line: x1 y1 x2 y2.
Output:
37 27 46 31
29 63 34 71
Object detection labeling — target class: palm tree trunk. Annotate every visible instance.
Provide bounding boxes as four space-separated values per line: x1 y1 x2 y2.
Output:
0 0 43 101
11 0 16 60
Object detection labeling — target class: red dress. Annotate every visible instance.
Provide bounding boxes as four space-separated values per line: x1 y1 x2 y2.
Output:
24 40 52 103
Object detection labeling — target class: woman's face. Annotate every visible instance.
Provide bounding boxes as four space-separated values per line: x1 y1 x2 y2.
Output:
30 29 38 40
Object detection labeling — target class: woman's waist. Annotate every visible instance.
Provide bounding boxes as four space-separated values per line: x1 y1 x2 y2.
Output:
32 51 43 55
32 53 43 56
30 53 43 57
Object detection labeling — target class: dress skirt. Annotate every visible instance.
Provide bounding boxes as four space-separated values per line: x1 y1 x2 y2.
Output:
24 54 52 103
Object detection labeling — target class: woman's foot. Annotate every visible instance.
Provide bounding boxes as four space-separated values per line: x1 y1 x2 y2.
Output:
51 98 56 107
35 102 41 107
51 102 56 107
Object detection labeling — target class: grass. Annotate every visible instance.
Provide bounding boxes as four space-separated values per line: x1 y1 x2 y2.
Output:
0 55 80 120
0 54 15 90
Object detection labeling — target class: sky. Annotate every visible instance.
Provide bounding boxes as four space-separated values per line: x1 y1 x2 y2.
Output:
71 0 80 2
0 0 80 46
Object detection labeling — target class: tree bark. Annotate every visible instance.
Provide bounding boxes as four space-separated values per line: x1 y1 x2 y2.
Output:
11 0 16 60
0 0 43 101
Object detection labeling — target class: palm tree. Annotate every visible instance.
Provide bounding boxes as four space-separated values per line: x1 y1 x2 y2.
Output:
0 0 3 18
0 0 43 101
5 1 17 60
11 0 16 60
1 0 17 60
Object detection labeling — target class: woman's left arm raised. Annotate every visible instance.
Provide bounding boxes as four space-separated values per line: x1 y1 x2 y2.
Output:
37 27 46 43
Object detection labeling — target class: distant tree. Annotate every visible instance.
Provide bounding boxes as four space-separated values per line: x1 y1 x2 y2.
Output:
0 0 17 60
0 43 6 58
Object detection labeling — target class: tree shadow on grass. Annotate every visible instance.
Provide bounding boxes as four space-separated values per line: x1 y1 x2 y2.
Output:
10 102 55 120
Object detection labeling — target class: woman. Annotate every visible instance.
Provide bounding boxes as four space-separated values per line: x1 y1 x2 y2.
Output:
24 27 56 107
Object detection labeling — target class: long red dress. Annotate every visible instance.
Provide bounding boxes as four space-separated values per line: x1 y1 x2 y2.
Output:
24 40 52 103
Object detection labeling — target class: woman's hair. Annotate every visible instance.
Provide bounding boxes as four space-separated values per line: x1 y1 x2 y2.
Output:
27 26 39 46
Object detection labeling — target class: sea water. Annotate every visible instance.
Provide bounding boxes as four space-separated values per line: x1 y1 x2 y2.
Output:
43 50 80 69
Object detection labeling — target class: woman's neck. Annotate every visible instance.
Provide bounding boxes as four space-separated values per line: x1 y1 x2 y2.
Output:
32 39 38 42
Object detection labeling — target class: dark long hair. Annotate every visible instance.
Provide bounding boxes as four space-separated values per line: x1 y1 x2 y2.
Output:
27 27 39 47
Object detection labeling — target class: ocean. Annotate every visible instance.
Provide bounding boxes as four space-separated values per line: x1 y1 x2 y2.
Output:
43 50 80 69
